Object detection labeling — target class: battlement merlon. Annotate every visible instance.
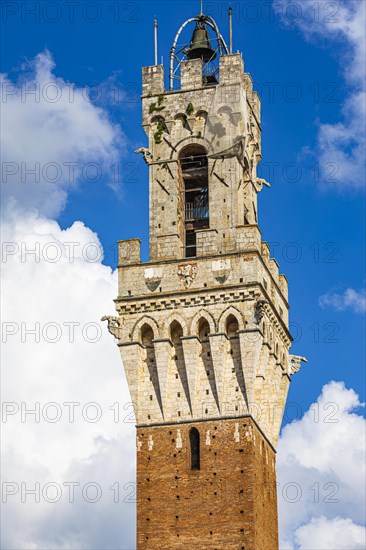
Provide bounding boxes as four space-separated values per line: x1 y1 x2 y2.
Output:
117 238 141 265
142 65 164 96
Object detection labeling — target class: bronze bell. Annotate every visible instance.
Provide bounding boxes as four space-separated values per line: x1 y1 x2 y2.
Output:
187 23 217 63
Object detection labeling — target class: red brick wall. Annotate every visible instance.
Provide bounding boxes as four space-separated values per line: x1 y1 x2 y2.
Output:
136 417 278 549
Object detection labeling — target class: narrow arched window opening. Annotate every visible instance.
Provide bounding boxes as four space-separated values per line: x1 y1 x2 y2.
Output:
190 427 200 470
140 324 154 347
226 314 239 338
170 321 183 344
179 145 209 258
198 318 210 341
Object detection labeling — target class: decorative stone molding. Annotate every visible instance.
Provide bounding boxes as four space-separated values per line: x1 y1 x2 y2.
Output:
177 263 198 287
144 267 162 292
211 258 231 284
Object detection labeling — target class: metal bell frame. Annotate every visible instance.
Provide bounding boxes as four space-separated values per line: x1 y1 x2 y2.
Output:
169 14 229 91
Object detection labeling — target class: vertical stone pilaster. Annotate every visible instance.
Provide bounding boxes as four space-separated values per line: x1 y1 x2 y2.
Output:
238 329 262 411
152 339 173 419
181 336 200 417
119 342 143 415
272 373 291 446
208 333 229 412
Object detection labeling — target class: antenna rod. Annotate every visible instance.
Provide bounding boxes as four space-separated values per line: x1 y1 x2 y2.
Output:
229 5 233 54
154 17 158 65
200 0 203 15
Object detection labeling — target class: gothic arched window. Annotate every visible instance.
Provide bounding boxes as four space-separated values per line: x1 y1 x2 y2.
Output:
189 427 200 470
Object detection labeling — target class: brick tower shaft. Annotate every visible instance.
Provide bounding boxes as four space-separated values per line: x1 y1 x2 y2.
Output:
137 419 278 549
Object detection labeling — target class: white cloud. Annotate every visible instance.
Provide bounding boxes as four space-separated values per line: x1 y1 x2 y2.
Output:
319 288 366 313
1 211 136 549
1 50 124 217
277 381 366 548
1 52 134 549
295 516 366 549
273 0 366 189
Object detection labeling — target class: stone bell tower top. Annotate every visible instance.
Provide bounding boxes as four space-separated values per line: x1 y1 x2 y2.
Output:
107 7 307 452
139 9 263 264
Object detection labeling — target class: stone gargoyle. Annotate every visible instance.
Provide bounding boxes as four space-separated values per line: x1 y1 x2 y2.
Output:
254 299 268 324
101 315 122 340
135 147 153 164
289 355 308 375
255 177 271 192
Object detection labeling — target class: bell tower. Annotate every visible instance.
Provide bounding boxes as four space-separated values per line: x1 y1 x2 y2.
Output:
104 7 306 549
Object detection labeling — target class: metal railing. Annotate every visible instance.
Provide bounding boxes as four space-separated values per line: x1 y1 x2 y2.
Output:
185 204 209 220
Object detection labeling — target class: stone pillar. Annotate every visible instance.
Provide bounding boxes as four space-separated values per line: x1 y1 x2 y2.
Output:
181 58 203 90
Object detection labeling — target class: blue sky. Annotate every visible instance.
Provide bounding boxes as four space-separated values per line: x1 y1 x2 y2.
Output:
1 1 365 548
3 0 364 415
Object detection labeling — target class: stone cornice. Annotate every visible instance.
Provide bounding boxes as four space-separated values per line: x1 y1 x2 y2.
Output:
117 246 290 310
